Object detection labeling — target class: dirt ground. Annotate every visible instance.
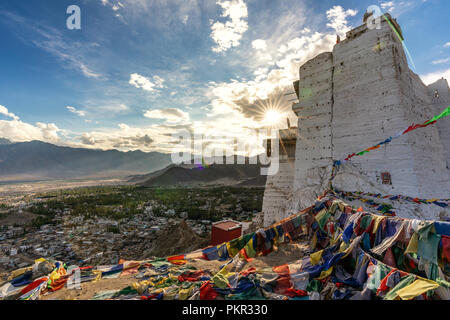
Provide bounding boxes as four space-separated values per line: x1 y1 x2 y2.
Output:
40 241 310 300
40 273 139 300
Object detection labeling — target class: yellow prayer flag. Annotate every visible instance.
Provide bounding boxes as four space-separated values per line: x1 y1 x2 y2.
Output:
314 208 328 223
371 215 385 234
310 250 323 265
311 232 318 250
178 287 192 300
396 278 440 300
316 267 333 280
405 232 419 255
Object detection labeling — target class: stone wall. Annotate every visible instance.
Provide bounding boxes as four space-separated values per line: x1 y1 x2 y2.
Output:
290 52 334 211
261 159 295 227
427 78 450 170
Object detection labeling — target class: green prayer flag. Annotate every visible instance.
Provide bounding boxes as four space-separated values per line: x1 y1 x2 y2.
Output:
424 106 450 125
306 279 323 293
384 275 416 300
315 209 331 232
357 150 369 156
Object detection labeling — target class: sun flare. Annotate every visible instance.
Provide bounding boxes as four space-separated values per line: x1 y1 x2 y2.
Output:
264 110 283 126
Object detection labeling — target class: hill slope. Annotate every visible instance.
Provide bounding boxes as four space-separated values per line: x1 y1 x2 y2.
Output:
134 162 267 187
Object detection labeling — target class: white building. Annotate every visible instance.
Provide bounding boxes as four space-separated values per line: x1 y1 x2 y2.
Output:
262 13 450 226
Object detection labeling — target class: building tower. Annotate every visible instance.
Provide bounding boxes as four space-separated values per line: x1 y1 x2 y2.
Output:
262 13 450 225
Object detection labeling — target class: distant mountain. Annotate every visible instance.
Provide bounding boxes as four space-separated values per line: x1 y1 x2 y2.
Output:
0 138 11 145
131 161 267 187
0 140 172 181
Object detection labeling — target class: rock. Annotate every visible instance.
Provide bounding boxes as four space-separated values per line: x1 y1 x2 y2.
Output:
33 261 54 279
180 212 188 219
165 209 176 217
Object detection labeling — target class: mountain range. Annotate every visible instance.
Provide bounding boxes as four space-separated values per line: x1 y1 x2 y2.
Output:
0 139 268 186
0 139 172 182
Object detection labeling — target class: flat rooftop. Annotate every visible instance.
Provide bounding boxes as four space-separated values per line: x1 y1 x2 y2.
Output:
212 220 242 231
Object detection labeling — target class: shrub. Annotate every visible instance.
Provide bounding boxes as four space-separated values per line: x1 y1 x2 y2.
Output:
107 225 120 234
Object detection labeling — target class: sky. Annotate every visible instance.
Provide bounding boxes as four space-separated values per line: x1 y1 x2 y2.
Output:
0 0 449 155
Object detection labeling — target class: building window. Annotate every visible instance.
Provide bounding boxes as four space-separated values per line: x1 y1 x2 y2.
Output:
266 139 272 157
381 172 392 185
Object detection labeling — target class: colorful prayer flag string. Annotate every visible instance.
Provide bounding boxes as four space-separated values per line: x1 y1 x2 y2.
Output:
332 188 449 209
331 189 396 216
334 106 450 166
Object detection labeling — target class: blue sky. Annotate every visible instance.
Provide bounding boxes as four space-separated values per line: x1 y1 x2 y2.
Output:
0 0 449 154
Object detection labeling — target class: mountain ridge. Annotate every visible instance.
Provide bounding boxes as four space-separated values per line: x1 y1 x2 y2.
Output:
0 139 172 181
132 161 267 187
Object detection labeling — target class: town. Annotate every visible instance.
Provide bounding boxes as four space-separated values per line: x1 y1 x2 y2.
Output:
0 186 264 274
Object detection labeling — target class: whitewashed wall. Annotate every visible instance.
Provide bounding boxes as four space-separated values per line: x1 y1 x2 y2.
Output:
262 159 295 227
263 15 449 223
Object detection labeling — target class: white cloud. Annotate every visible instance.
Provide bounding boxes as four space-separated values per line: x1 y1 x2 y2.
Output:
66 106 86 117
129 73 165 92
35 123 60 142
326 5 357 37
432 57 450 65
69 111 268 155
80 133 96 145
69 101 131 119
98 103 130 113
0 105 19 121
381 1 395 11
252 39 267 50
379 1 421 17
0 104 61 143
420 68 450 85
75 123 165 152
206 4 356 133
102 0 125 12
208 31 340 117
444 42 450 48
78 63 101 79
0 119 60 143
144 108 190 123
210 0 248 53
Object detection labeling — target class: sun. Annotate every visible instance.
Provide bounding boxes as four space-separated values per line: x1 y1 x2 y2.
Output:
248 92 290 129
263 109 283 127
